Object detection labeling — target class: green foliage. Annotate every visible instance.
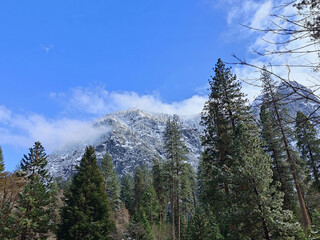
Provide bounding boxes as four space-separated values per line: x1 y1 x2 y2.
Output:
0 146 4 172
0 204 17 240
152 159 168 223
179 163 196 220
163 115 195 239
150 223 171 240
134 165 150 213
163 115 188 168
133 165 159 226
120 173 135 215
309 210 320 239
296 111 320 192
58 146 115 240
100 152 121 210
15 141 55 240
260 102 297 212
129 212 153 240
185 208 223 240
199 59 250 236
141 184 159 224
260 68 311 228
231 122 305 239
20 141 50 183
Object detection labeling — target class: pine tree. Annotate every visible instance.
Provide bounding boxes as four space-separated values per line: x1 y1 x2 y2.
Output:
141 184 159 225
186 208 223 240
15 141 55 240
133 165 150 214
296 111 320 192
100 152 121 210
128 165 158 240
260 69 311 228
120 173 135 215
0 146 4 173
231 122 304 239
199 59 250 236
152 159 167 224
260 103 296 211
58 146 115 240
133 164 158 224
179 163 197 230
163 115 189 240
129 211 153 240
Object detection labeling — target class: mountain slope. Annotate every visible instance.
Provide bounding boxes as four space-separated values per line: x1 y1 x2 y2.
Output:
47 81 320 180
252 81 320 123
47 109 202 179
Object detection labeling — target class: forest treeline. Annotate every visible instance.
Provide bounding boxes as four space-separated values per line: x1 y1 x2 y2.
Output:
1 58 320 239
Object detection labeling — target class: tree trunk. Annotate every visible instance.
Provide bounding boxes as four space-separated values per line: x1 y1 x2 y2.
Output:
193 191 197 209
270 85 311 228
252 178 271 240
177 195 180 240
271 146 291 208
171 175 175 240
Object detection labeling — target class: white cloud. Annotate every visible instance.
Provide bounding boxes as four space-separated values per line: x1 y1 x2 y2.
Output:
226 0 320 101
0 89 207 152
110 92 207 116
250 1 273 29
51 86 208 117
41 44 54 53
0 105 109 153
226 0 268 25
0 106 12 123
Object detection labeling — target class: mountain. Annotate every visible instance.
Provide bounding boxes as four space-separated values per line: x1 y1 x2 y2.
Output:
251 81 320 125
47 81 320 180
47 109 203 180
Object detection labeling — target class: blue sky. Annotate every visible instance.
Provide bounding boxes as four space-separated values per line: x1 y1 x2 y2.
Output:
1 0 317 171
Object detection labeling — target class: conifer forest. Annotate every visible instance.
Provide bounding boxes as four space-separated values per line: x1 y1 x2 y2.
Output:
1 0 320 239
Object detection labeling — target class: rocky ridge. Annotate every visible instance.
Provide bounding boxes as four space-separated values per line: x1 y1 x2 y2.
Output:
47 81 320 180
47 109 202 179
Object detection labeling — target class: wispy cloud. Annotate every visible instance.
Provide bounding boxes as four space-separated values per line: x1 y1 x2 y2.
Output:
1 88 207 152
51 86 208 117
223 0 320 100
41 44 54 54
250 1 273 29
0 105 109 152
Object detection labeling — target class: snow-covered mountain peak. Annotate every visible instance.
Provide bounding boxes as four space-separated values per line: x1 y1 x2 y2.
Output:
48 109 202 180
47 82 320 180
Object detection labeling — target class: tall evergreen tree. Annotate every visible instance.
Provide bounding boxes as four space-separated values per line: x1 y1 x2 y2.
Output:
152 159 167 224
58 146 114 240
296 111 320 192
260 103 296 211
0 146 4 173
120 173 135 215
163 115 189 240
100 152 121 210
133 164 158 223
179 163 196 224
231 122 304 239
128 165 157 240
198 59 250 236
260 69 311 228
15 141 55 240
185 208 223 240
133 165 150 214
